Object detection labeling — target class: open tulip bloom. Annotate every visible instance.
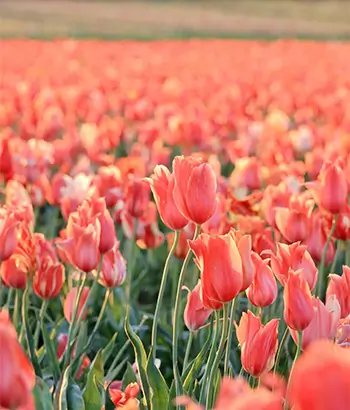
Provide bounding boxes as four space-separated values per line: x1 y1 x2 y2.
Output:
0 39 350 410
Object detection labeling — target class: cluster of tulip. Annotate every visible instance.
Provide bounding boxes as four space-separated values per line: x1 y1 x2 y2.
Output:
1 39 350 410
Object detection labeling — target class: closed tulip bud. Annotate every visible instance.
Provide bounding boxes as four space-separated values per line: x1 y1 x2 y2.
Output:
0 310 35 409
306 159 348 214
0 207 19 261
33 257 65 299
184 281 213 332
146 165 188 230
0 254 28 289
173 155 217 225
288 340 350 410
124 178 150 218
269 242 318 291
284 272 314 331
236 311 279 377
290 296 341 350
99 244 126 288
326 265 350 318
189 231 243 309
64 286 90 323
246 252 277 308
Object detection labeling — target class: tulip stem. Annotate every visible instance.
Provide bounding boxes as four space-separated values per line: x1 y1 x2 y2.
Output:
183 331 194 373
274 325 289 375
13 289 22 334
63 273 88 370
224 298 237 375
125 219 138 303
316 214 338 299
152 230 180 361
172 224 201 406
199 311 220 405
285 330 302 410
87 288 111 348
206 303 230 409
34 300 48 349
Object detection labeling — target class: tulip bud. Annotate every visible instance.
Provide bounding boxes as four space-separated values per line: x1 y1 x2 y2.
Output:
33 258 65 299
184 281 213 332
124 178 150 218
284 272 314 331
326 265 350 318
0 208 19 261
99 244 127 288
0 254 28 289
64 286 90 323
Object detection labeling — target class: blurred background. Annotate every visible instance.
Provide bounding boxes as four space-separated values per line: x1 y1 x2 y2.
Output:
0 0 349 40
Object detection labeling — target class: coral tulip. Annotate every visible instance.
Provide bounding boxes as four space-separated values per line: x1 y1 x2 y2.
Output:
0 254 28 289
33 256 65 299
236 311 279 377
184 281 213 331
0 207 19 261
326 265 350 318
124 178 150 218
99 244 127 288
173 155 217 225
63 286 90 323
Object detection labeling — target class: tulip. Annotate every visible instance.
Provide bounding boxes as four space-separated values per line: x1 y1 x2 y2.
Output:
236 311 279 377
325 205 350 241
124 178 150 218
0 207 20 262
0 310 35 409
306 159 348 214
99 244 127 288
290 296 341 350
0 137 13 178
230 157 262 191
288 340 350 410
283 272 314 331
63 286 90 323
109 382 140 408
173 155 217 225
336 315 350 348
95 165 123 208
146 165 188 230
33 257 65 299
260 182 291 228
246 252 277 308
269 242 318 291
184 281 213 332
326 265 350 318
0 254 28 289
189 231 243 309
166 230 189 260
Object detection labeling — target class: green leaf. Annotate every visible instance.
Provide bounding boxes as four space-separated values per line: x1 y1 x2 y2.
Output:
147 349 169 410
67 381 85 410
106 357 128 383
74 322 88 359
33 377 54 410
183 323 213 393
124 312 150 408
54 365 71 410
167 380 176 410
102 332 118 365
83 351 104 410
42 320 61 382
122 362 138 389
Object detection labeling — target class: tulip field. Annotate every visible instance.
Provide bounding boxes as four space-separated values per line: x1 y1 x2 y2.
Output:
1 38 350 410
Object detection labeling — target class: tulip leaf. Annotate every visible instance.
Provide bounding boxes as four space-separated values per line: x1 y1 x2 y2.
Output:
167 380 176 410
147 349 169 410
74 322 88 359
83 351 104 410
54 364 71 410
106 357 128 383
124 312 150 408
33 377 54 410
102 332 118 365
67 381 86 410
122 362 138 389
41 319 61 383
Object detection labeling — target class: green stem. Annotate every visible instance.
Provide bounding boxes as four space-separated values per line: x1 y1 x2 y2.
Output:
86 288 111 348
345 240 350 267
152 230 180 360
34 300 48 349
4 287 14 310
329 240 340 274
199 311 221 405
206 303 229 409
285 331 302 410
224 298 237 375
173 224 201 404
63 273 87 369
125 219 138 303
274 325 289 375
182 332 194 373
316 214 338 299
13 289 22 333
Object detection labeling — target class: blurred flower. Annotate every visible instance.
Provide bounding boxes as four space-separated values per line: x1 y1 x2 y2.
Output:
63 286 90 323
0 207 20 261
327 265 350 318
184 281 213 332
99 243 126 288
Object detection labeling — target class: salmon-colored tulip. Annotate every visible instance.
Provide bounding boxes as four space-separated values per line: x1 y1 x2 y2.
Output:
201 193 230 235
95 165 123 209
268 242 318 291
146 165 188 230
290 296 341 350
173 155 217 225
166 230 189 260
288 340 350 410
63 286 90 323
33 257 65 299
184 281 213 331
230 157 262 191
246 252 277 308
283 272 314 331
189 231 243 309
326 265 350 318
236 311 279 377
336 315 350 348
99 244 126 288
124 178 150 218
0 207 19 261
0 310 35 409
109 382 140 409
0 254 28 289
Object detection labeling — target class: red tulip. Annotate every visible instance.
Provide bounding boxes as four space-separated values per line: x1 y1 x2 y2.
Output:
173 155 217 225
0 207 19 261
0 254 28 289
230 157 262 191
229 231 254 292
124 178 150 218
184 281 213 332
146 165 188 230
33 257 65 299
189 231 243 309
246 252 277 308
236 311 279 377
99 244 126 288
201 193 230 236
95 165 123 208
283 272 314 331
326 265 350 318
109 382 140 408
288 340 350 410
0 310 35 409
63 286 90 323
